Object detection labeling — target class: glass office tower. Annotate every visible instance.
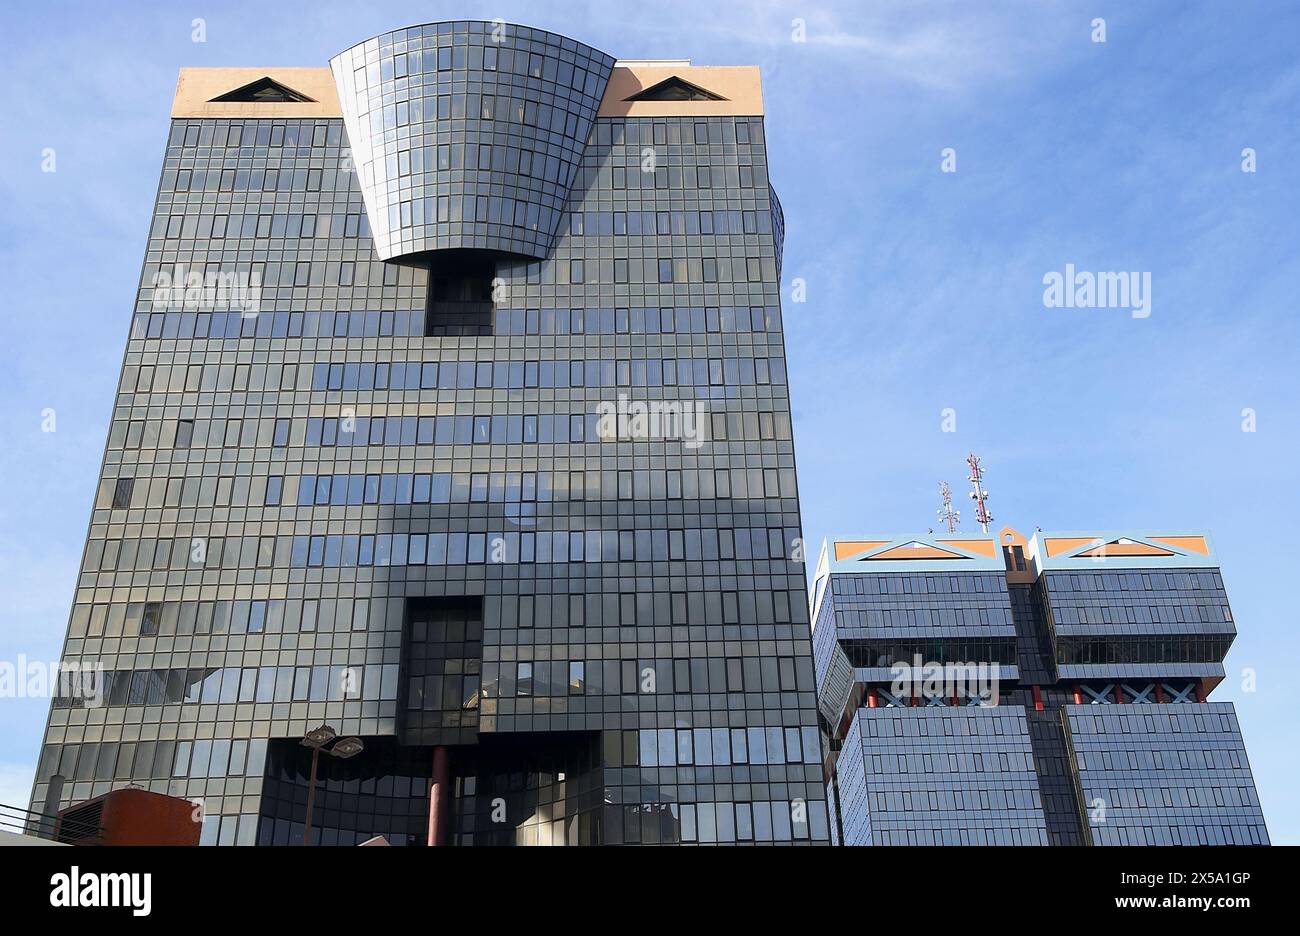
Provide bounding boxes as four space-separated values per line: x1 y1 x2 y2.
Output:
813 529 1269 846
31 20 829 846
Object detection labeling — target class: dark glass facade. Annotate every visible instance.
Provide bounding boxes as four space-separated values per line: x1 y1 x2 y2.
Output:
30 20 828 845
1064 704 1267 845
332 24 615 261
836 706 1048 845
814 531 1269 846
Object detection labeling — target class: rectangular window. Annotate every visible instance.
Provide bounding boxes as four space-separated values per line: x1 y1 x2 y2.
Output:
569 661 585 695
621 660 637 694
112 478 134 509
175 420 194 449
673 659 690 693
516 662 533 697
726 658 744 691
140 602 162 636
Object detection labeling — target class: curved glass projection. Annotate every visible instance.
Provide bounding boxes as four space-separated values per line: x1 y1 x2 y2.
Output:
330 20 615 262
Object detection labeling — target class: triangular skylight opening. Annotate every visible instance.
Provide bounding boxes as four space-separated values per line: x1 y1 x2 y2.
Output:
863 542 966 561
210 77 315 104
624 76 726 102
1076 539 1174 558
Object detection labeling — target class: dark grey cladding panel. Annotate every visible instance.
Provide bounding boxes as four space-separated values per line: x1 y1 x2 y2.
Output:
331 20 615 262
1038 567 1237 647
838 707 1049 846
1064 702 1269 845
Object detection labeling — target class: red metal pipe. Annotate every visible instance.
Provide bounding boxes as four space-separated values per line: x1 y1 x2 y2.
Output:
427 745 451 847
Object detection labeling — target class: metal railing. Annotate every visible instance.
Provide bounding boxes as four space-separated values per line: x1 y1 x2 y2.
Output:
0 802 103 844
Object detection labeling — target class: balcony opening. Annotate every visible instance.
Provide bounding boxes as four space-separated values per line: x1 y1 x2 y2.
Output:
209 77 315 104
624 76 726 102
398 596 484 746
425 252 495 337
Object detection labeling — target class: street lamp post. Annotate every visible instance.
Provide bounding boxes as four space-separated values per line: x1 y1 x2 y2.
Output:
303 744 322 848
300 725 365 846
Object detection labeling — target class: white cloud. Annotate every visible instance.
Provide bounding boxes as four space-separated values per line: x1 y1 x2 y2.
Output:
794 3 1077 91
612 0 1078 92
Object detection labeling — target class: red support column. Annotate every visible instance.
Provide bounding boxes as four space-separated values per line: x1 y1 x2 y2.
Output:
1072 685 1083 705
1032 685 1044 712
1114 683 1125 704
1194 680 1207 703
1154 683 1165 704
867 687 878 708
427 745 451 847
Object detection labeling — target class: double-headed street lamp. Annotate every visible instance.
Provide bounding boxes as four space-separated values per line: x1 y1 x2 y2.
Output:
300 725 364 846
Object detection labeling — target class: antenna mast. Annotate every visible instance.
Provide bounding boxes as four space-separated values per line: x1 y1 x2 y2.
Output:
937 481 960 533
966 452 994 533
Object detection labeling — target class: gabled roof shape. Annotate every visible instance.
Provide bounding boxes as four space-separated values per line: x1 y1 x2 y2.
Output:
810 532 1005 631
210 76 316 103
1074 537 1173 558
1029 531 1218 571
820 534 1005 574
624 75 726 102
172 69 341 118
598 65 763 117
862 541 969 561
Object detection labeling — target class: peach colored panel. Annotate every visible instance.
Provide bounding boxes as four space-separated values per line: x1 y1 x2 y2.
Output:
173 68 341 118
1044 537 1100 557
939 538 996 557
1076 542 1174 557
598 66 764 117
1151 535 1210 555
834 541 887 561
867 544 965 561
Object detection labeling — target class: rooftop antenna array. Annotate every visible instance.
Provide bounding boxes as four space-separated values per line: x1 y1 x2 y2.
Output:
966 452 994 533
937 481 960 533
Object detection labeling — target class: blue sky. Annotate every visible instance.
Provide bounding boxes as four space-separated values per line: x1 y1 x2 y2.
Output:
1 0 1297 841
